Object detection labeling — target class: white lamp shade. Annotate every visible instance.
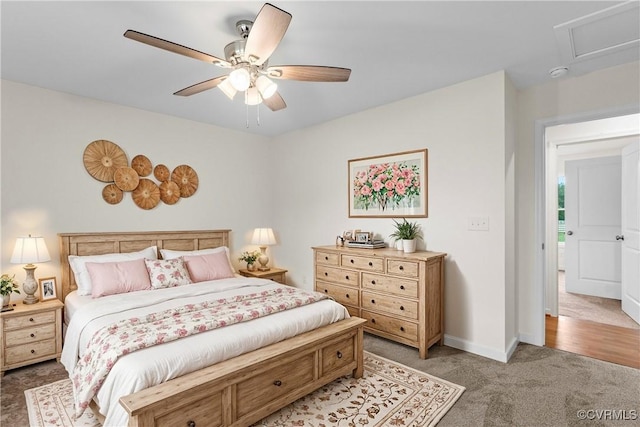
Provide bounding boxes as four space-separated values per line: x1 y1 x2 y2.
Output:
251 228 276 246
218 79 237 100
256 75 277 99
229 67 251 91
245 86 262 106
10 236 51 264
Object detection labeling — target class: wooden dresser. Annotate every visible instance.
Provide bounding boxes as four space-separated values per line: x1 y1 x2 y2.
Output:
313 245 446 358
0 299 63 375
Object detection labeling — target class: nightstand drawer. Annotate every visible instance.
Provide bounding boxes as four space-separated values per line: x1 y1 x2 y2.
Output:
236 352 314 418
361 291 418 320
5 338 56 365
340 255 384 272
5 323 56 347
4 311 55 331
316 281 359 307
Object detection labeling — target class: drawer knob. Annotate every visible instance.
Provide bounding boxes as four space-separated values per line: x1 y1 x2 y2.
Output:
350 259 354 264
337 351 343 359
400 306 405 311
325 256 328 260
400 326 405 332
400 285 405 290
371 280 376 285
399 266 404 271
371 299 375 304
324 289 328 293
324 272 328 276
273 380 282 387
30 333 35 338
31 349 35 354
345 275 350 280
368 262 373 266
371 318 376 324
187 421 196 427
346 294 350 298
29 317 34 322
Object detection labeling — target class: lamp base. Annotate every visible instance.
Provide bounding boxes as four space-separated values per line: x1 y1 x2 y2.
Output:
22 294 39 305
21 264 39 305
257 246 270 271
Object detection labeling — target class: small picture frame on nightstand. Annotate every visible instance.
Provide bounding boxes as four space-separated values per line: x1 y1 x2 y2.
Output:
39 277 57 301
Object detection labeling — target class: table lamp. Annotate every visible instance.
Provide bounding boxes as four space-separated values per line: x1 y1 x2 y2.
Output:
10 235 51 304
251 228 276 271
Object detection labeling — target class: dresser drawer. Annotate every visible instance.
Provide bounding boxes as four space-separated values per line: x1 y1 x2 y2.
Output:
5 323 56 347
341 255 384 272
155 392 223 427
3 311 56 331
361 291 418 320
316 251 340 266
5 339 56 365
316 281 359 307
236 353 315 418
361 311 418 342
316 265 359 287
387 259 419 278
322 337 355 376
361 273 418 298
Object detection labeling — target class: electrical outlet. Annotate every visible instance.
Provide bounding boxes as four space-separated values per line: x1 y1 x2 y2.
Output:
468 217 489 231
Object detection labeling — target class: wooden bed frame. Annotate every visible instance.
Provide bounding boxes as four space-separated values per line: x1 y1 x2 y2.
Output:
58 230 366 427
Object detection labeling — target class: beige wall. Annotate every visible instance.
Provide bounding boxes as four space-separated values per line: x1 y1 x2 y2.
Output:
516 62 640 343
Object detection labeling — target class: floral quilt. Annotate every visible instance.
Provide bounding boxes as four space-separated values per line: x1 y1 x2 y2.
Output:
71 286 328 418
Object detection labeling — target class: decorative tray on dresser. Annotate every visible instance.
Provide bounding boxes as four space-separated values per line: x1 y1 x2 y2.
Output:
313 245 446 359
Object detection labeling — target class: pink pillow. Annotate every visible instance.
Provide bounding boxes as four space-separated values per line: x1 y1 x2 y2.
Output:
86 258 151 298
183 252 235 283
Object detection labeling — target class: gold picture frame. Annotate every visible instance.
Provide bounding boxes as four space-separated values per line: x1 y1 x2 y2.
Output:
348 149 428 218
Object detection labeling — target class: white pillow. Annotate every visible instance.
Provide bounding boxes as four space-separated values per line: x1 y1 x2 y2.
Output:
69 246 158 296
160 246 236 273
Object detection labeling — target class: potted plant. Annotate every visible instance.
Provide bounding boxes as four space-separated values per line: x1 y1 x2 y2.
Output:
0 274 20 308
239 250 261 271
389 218 423 253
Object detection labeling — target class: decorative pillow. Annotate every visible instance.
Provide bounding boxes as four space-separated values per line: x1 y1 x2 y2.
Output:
160 246 236 272
183 251 235 283
86 258 152 298
69 246 158 296
144 258 192 289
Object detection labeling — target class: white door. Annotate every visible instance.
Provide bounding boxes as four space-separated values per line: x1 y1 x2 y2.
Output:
565 156 622 298
621 141 640 324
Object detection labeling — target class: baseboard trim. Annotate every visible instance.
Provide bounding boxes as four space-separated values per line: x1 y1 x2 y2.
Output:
443 334 519 363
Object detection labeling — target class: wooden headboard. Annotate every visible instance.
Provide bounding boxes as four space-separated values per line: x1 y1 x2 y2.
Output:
58 230 230 300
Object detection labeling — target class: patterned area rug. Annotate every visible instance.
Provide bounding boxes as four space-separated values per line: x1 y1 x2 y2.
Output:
25 351 465 427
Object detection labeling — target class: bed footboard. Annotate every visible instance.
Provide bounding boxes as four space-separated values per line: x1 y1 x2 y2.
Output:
119 317 366 427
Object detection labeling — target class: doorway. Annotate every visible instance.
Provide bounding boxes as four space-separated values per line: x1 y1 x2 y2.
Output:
539 112 640 367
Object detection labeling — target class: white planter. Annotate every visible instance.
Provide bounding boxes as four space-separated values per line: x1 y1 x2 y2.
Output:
402 239 416 253
395 240 403 250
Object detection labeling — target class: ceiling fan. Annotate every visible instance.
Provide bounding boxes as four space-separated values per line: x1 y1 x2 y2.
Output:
124 2 351 112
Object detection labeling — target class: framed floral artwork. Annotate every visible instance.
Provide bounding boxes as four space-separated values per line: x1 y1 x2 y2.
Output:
349 149 428 218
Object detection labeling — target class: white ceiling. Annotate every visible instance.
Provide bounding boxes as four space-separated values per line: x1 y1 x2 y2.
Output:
2 1 639 137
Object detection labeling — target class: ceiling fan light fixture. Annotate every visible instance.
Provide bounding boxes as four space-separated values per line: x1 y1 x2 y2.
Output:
218 79 237 100
229 67 251 91
245 86 262 105
256 75 277 99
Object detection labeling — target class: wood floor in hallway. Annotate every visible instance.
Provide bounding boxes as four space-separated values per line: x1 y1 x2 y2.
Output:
546 314 640 369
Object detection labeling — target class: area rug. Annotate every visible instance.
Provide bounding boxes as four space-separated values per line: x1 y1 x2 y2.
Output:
25 351 465 427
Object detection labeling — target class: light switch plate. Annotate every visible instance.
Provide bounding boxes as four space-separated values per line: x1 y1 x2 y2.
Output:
468 217 489 231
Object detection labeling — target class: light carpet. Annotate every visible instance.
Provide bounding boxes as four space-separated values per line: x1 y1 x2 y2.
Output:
25 351 465 427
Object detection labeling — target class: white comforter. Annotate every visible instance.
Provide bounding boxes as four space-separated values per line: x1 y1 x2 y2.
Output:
61 277 348 426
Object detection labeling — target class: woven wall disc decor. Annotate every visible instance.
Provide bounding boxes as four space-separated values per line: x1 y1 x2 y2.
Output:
171 165 199 198
154 164 170 182
131 155 152 177
83 140 128 182
102 184 123 205
114 167 140 191
132 179 160 210
159 181 181 205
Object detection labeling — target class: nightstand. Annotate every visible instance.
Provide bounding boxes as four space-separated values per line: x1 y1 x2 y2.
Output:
238 267 288 285
0 299 63 375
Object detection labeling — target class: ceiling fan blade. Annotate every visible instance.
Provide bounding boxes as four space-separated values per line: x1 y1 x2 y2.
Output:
266 65 351 82
174 76 227 96
124 30 231 68
262 91 287 111
244 3 292 65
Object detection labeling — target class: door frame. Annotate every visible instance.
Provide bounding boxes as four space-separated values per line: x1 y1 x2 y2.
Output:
532 104 639 346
